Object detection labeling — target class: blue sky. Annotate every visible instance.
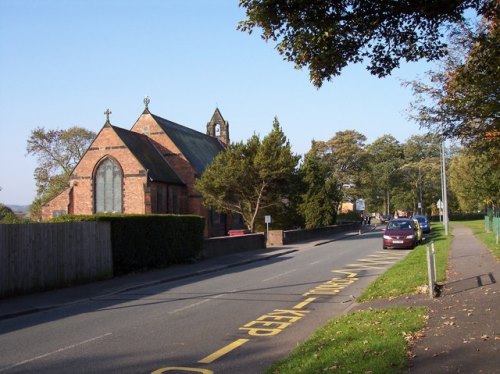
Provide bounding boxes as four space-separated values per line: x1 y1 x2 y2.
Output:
0 0 433 205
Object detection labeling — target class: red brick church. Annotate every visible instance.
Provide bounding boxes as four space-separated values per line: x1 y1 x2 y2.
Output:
42 98 239 237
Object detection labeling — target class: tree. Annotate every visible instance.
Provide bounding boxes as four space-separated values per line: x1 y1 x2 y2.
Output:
363 135 404 215
406 17 499 151
299 147 340 228
195 118 300 232
300 130 367 224
393 135 442 215
238 0 496 87
26 126 96 219
449 147 500 211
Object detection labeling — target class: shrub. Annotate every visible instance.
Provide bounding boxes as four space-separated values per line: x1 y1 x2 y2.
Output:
51 214 205 274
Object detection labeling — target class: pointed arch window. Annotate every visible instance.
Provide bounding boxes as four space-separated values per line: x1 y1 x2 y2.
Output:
94 157 123 213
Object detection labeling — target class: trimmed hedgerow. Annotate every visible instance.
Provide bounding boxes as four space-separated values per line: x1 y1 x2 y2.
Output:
51 214 205 275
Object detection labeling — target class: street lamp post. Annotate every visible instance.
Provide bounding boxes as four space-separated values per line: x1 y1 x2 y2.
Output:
441 141 449 236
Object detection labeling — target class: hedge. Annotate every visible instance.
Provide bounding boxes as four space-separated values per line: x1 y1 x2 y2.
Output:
51 214 205 275
429 212 485 222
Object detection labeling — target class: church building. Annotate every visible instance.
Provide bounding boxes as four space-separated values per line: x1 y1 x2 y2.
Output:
42 98 237 237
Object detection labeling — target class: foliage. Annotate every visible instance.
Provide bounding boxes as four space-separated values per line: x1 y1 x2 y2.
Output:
336 210 362 223
0 204 17 223
258 171 304 231
196 118 300 232
267 306 427 374
299 150 339 228
0 204 30 223
406 17 499 152
363 135 404 215
51 214 205 274
238 0 496 87
449 147 500 211
26 126 96 219
393 135 443 215
298 131 367 228
449 212 485 221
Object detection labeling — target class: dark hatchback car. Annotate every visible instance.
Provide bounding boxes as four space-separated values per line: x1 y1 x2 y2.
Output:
413 215 431 234
379 214 392 223
383 218 418 249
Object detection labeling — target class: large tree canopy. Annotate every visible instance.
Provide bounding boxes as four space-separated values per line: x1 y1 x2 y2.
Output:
406 17 499 151
449 147 500 211
26 126 95 219
196 118 299 231
238 0 496 87
300 130 367 225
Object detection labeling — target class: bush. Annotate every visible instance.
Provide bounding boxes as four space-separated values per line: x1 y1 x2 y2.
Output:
449 212 485 221
429 212 485 222
336 210 361 224
51 214 205 274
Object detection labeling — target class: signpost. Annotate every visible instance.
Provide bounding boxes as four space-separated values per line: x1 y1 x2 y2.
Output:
355 199 365 211
437 199 443 222
265 215 271 239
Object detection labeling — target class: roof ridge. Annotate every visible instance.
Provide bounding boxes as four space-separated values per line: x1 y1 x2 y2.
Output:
150 113 210 138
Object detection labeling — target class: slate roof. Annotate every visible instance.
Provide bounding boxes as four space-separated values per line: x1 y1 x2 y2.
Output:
111 125 184 185
151 113 226 175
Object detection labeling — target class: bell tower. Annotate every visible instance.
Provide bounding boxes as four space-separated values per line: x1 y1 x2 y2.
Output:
207 108 229 146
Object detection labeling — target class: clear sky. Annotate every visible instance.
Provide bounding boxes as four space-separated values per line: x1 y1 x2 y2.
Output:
0 0 433 205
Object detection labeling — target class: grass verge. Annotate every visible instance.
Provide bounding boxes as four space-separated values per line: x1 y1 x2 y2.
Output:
267 306 427 374
267 223 451 373
358 223 451 302
455 220 500 260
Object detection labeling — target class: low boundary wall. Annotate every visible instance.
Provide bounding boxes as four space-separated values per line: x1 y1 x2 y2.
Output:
203 233 266 258
268 222 360 246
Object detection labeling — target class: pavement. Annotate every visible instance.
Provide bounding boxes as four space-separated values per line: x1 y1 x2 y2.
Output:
408 223 500 373
1 224 499 373
352 223 500 373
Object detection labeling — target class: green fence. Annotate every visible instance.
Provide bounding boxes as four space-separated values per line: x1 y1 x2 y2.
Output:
484 207 500 234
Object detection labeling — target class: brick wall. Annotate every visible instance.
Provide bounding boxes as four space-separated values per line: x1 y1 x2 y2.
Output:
41 187 71 220
70 125 148 215
132 113 211 230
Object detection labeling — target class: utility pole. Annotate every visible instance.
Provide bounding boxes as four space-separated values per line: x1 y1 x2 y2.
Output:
441 141 449 236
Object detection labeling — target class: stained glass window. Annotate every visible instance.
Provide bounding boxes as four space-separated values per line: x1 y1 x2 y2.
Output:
95 158 123 213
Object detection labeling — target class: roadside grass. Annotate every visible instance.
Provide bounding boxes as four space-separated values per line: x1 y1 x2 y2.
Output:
267 223 451 373
358 223 451 302
267 306 427 374
456 220 500 260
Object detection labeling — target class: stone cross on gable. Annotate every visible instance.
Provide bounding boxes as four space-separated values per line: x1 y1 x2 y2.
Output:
104 108 112 122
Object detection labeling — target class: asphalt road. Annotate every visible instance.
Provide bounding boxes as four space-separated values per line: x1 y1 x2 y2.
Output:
0 229 411 374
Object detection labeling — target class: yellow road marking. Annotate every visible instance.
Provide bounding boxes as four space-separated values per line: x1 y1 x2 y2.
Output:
293 297 316 309
152 367 214 373
198 339 249 364
345 263 385 270
358 258 396 265
331 269 358 277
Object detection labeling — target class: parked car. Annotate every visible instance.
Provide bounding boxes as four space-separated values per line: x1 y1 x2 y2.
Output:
383 218 418 249
413 215 431 234
412 218 423 243
379 214 392 223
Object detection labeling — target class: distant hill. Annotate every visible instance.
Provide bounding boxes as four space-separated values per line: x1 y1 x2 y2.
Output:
6 205 30 213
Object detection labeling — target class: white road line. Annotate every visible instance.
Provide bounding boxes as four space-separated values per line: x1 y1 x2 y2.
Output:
261 269 297 282
309 260 321 265
168 293 226 315
0 332 112 372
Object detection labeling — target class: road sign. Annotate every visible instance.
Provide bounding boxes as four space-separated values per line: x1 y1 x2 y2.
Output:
355 199 365 211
